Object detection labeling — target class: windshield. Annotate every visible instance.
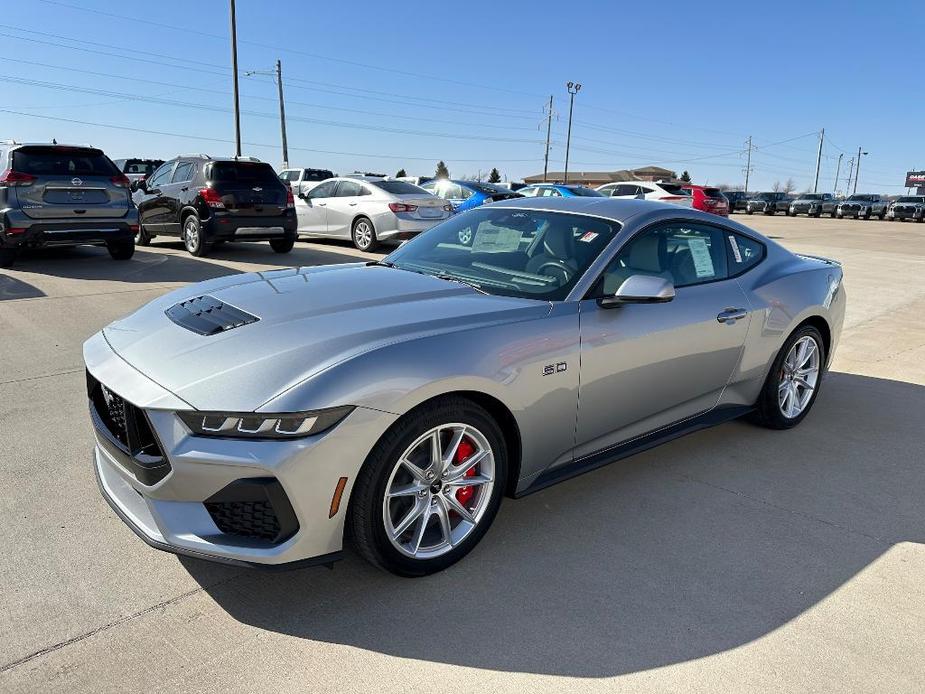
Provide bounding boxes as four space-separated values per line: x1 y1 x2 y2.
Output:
801 194 823 200
897 196 925 203
847 195 873 201
209 161 279 183
660 183 691 196
371 180 428 195
565 186 605 197
467 182 515 195
303 169 334 181
384 208 620 301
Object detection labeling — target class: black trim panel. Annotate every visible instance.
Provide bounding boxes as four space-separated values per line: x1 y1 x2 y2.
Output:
517 405 753 497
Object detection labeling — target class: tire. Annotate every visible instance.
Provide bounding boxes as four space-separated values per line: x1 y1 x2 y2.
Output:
348 396 508 577
351 217 379 252
182 214 210 257
878 210 886 220
269 237 295 253
106 239 135 260
751 325 825 430
136 222 152 246
0 248 17 268
746 209 753 215
830 209 837 218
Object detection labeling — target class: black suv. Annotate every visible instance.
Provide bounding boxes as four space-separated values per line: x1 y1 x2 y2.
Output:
134 155 297 257
0 142 137 267
722 190 750 213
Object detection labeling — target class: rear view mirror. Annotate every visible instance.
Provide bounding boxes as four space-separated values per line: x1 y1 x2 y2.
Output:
599 275 675 308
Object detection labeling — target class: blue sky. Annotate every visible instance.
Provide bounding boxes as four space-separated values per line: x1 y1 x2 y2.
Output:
0 0 920 192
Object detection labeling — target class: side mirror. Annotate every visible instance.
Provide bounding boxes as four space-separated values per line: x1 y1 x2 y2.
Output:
133 179 146 193
599 275 675 308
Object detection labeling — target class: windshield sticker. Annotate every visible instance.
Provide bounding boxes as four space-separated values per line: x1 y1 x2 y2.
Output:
687 237 715 278
472 225 523 253
579 231 599 243
728 234 743 263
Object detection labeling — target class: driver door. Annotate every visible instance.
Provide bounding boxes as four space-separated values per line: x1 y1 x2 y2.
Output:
297 179 337 235
573 221 751 459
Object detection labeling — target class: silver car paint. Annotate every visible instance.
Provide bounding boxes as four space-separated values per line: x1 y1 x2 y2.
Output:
85 197 845 565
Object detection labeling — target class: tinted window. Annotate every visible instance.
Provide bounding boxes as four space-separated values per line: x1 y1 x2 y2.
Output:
371 180 428 195
518 186 540 197
467 182 513 195
726 232 764 275
565 186 604 197
208 161 278 183
659 184 691 196
12 146 120 176
122 159 162 175
307 180 338 198
303 168 334 182
600 222 729 294
147 162 174 188
171 161 194 183
702 188 723 198
335 180 366 197
897 196 925 203
386 208 621 301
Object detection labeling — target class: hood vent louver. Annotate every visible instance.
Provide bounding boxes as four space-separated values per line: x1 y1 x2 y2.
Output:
166 295 259 336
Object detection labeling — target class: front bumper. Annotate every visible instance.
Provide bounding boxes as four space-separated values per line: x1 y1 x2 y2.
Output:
84 331 398 567
891 207 924 220
1 208 137 248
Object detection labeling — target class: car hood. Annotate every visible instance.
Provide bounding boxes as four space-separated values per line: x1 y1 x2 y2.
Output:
102 263 549 411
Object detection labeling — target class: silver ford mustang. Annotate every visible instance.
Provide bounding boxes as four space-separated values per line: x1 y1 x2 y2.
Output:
84 198 845 576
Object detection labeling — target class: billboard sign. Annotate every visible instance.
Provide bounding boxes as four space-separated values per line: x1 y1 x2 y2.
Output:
905 171 925 188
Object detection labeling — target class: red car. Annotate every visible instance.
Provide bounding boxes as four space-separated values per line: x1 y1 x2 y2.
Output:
683 184 729 217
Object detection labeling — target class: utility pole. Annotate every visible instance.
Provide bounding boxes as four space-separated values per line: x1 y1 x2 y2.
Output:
813 128 824 193
845 157 855 196
229 0 242 157
542 95 554 183
853 146 867 194
743 135 753 193
275 60 289 168
833 153 843 194
563 82 581 184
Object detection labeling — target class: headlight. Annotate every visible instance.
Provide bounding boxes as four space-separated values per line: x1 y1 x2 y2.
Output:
177 406 354 439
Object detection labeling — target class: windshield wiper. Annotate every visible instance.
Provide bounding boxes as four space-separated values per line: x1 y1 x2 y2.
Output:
434 273 487 294
366 259 396 268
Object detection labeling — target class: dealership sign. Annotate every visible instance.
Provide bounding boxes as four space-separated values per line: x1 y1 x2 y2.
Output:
906 171 925 187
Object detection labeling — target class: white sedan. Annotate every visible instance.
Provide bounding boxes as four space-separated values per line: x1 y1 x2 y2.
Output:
295 177 453 251
596 181 693 207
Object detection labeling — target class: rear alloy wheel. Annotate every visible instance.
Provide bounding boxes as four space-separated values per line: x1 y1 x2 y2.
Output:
752 325 824 429
270 237 295 253
182 214 210 257
351 217 379 252
106 239 135 260
349 397 506 576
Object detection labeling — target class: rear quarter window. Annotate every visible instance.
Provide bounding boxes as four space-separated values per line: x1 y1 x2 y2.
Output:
726 232 764 275
12 147 119 176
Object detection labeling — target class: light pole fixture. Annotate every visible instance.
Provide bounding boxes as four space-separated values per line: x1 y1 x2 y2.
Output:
563 81 581 184
853 147 868 194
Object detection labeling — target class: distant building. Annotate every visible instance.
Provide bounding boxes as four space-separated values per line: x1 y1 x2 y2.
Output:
522 166 679 188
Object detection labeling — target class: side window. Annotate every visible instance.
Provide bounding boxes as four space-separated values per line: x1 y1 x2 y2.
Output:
335 180 364 197
519 186 538 197
441 183 464 199
171 161 193 183
307 180 337 199
147 162 174 188
726 232 764 275
599 222 729 295
544 187 562 197
278 170 294 182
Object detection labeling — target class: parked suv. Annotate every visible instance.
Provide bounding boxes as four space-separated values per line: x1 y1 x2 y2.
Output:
112 158 164 185
0 142 137 267
682 184 729 216
135 156 297 256
887 196 925 222
836 194 887 220
278 167 335 196
787 193 836 217
746 192 790 215
722 190 750 213
596 180 693 206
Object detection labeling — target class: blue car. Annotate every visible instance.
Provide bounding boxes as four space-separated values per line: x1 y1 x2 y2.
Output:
420 179 523 213
517 183 605 198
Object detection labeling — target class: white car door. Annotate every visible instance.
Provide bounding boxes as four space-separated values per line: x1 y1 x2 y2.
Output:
324 179 367 238
296 179 337 235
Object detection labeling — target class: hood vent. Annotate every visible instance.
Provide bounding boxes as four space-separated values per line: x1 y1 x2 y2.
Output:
166 295 259 336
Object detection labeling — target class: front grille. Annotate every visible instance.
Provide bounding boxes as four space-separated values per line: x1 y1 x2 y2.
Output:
87 371 170 485
204 478 299 545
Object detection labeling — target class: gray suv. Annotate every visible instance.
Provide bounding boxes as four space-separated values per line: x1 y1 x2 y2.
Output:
787 193 836 217
0 143 137 267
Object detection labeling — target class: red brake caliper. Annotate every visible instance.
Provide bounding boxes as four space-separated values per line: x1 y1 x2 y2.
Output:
453 438 477 506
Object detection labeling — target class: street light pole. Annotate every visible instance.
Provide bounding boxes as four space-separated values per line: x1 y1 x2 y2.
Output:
275 60 289 168
229 0 242 157
813 128 824 193
563 81 581 184
853 146 868 194
542 95 553 183
833 153 843 195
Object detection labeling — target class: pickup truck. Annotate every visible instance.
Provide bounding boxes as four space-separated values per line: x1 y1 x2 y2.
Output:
887 196 925 222
745 192 791 215
836 194 888 220
787 193 836 217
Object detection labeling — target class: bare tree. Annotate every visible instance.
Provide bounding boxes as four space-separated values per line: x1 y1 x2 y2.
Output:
782 178 797 194
772 180 782 192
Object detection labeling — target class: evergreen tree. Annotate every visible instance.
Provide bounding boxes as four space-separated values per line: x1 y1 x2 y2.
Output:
435 161 450 179
680 170 692 182
488 167 501 183
395 168 407 178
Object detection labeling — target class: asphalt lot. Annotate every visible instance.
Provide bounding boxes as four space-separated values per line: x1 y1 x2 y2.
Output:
2 216 924 693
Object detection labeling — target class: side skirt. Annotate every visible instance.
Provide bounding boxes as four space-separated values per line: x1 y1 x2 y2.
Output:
516 405 753 497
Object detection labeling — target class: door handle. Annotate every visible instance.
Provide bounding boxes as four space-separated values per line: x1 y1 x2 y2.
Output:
348 202 357 206
318 202 327 206
716 308 747 324
180 186 189 192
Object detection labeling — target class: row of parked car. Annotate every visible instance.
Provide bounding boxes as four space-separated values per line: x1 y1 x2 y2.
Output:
2 141 920 267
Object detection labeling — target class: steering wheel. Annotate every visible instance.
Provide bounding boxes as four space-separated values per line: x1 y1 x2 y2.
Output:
534 261 573 286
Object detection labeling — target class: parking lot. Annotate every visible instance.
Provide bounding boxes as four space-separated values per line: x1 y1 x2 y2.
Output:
1 215 924 692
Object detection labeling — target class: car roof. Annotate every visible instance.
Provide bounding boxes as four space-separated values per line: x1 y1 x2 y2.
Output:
489 196 680 221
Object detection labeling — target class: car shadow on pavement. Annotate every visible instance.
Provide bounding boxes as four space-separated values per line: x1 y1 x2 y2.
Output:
0 241 376 300
182 371 925 677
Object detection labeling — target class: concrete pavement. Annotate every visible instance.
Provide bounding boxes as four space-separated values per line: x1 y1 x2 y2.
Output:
1 220 923 693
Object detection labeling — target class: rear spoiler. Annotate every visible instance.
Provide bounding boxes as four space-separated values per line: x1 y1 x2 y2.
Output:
796 253 842 268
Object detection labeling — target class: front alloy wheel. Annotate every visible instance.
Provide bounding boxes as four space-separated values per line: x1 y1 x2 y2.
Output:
777 335 820 419
352 217 379 252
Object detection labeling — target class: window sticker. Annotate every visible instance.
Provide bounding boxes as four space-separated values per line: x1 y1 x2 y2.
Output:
728 234 743 263
579 231 599 243
687 237 715 278
471 224 523 253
